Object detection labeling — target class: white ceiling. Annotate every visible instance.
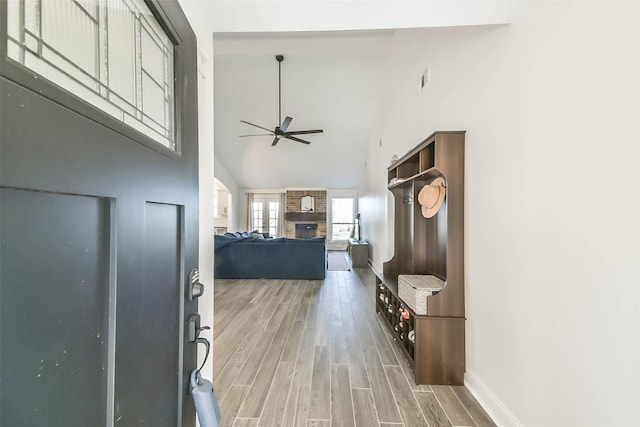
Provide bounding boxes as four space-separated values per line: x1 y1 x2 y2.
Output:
178 0 514 190
213 31 392 189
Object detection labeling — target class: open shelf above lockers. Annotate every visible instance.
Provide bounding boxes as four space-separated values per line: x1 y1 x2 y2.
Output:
387 140 435 184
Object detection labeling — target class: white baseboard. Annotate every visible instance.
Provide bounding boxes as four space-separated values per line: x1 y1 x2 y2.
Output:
464 369 524 427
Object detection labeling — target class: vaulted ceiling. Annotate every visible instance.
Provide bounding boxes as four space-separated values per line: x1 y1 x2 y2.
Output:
178 0 513 190
213 31 392 189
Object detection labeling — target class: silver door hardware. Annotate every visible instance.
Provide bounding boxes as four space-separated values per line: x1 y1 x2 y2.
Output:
189 268 204 300
187 313 210 342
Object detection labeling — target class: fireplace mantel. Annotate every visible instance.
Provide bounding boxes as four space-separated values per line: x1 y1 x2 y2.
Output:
285 212 326 222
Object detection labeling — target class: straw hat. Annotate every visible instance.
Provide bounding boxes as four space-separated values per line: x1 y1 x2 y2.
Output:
417 177 446 218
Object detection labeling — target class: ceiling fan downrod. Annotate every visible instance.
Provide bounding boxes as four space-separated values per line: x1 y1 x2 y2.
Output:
239 53 323 146
276 54 283 127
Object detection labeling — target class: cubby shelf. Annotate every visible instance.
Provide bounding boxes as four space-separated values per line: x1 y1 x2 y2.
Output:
376 130 466 385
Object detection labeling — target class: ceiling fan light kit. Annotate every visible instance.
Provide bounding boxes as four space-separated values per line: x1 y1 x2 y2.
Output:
240 55 324 146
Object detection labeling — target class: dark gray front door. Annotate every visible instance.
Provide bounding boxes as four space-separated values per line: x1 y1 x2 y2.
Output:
0 1 199 426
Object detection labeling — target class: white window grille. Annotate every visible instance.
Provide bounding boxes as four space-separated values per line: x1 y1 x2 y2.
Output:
6 0 176 150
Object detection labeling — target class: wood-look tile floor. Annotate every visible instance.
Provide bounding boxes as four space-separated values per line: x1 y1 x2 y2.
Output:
213 265 496 427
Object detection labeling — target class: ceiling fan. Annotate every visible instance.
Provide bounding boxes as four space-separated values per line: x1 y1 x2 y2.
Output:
240 55 324 146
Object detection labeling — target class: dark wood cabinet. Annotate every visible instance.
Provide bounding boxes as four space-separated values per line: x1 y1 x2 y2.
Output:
375 131 465 385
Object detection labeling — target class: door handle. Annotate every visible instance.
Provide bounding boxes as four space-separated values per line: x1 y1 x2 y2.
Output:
189 268 204 300
187 313 211 342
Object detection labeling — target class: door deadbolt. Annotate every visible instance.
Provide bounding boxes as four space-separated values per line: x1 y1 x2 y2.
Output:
189 268 204 300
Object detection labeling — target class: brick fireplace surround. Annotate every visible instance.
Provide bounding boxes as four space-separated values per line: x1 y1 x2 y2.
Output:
285 190 327 238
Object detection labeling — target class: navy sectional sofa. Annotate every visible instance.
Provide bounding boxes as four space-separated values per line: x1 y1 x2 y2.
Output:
214 235 327 280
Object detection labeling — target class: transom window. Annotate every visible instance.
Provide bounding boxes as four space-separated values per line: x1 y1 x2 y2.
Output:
6 0 176 150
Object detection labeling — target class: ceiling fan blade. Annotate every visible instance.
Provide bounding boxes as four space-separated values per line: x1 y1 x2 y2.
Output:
271 136 281 146
284 135 312 145
240 120 275 133
284 129 324 136
279 116 293 133
239 133 274 137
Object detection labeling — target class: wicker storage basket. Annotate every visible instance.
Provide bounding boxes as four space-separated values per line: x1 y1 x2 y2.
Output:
398 275 444 315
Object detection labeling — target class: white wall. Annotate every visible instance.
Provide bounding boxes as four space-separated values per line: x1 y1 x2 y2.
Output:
214 155 240 231
362 3 640 426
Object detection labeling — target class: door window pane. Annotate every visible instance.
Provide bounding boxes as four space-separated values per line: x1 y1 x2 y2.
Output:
249 195 282 237
268 201 279 237
251 201 263 232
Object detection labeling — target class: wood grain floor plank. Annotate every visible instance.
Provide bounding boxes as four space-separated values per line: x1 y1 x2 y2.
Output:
232 418 259 427
451 386 496 427
347 349 370 389
256 282 285 323
281 320 305 363
316 308 332 347
432 386 476 427
295 299 310 322
308 344 331 419
272 310 296 347
290 383 312 427
393 344 432 392
215 358 248 404
215 313 275 392
214 297 248 338
285 308 320 426
376 315 431 393
385 365 429 426
414 391 453 427
257 361 295 426
330 278 343 322
219 385 250 427
341 303 370 388
307 420 330 427
369 315 399 366
362 348 402 423
265 303 289 332
233 331 276 386
237 344 284 418
331 321 349 364
286 281 304 312
275 280 292 302
213 300 266 377
330 364 355 427
281 365 305 427
352 388 379 427
248 284 270 304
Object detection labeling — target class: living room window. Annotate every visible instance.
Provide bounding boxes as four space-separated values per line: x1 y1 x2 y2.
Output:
331 197 354 240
